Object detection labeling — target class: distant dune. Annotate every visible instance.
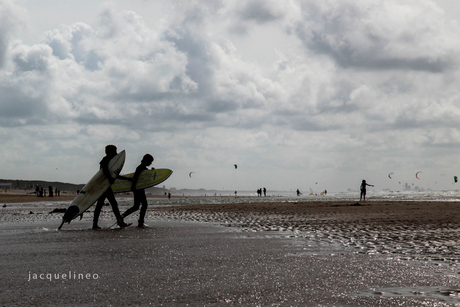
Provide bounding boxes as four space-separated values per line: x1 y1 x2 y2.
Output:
0 179 84 192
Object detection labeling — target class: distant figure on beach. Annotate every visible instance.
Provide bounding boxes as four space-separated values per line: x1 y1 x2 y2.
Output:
263 187 266 197
360 180 374 201
48 186 53 197
35 186 39 197
296 189 301 196
93 145 131 230
168 192 171 199
121 154 154 228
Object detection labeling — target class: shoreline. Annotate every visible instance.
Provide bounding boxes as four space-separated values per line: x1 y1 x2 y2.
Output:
0 191 265 204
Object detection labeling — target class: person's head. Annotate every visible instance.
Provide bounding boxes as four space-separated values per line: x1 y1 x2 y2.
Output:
141 154 154 166
362 180 366 183
105 145 117 156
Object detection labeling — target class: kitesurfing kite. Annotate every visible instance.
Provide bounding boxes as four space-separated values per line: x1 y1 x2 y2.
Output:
189 172 194 178
234 164 237 169
455 176 458 183
388 172 393 179
416 171 422 179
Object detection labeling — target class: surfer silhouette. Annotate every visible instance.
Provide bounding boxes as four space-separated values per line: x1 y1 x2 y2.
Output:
121 154 154 228
92 145 131 230
360 180 374 201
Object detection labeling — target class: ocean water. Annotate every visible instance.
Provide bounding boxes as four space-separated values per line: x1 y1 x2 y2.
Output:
7 189 460 209
144 189 460 207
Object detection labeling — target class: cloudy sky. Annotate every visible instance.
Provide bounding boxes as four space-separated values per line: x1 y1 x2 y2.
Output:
2 0 460 193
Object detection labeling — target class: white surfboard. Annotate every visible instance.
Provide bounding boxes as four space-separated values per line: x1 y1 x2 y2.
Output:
58 150 126 230
111 168 173 193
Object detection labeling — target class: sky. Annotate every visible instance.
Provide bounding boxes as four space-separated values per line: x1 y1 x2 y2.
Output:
2 0 460 193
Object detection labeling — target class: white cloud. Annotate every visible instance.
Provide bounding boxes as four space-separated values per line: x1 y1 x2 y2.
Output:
1 0 460 192
0 0 26 68
295 0 460 72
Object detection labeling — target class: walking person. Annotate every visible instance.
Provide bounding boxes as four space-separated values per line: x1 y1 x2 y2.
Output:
92 145 131 230
121 154 154 228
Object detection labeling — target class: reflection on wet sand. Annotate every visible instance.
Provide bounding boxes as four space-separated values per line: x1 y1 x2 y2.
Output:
3 196 460 305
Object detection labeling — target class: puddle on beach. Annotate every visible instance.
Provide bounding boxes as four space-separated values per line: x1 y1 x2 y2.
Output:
357 286 460 305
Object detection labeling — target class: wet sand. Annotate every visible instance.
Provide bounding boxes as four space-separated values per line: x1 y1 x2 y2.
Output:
2 198 460 306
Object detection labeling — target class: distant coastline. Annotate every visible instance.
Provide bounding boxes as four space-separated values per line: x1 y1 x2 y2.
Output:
0 179 294 197
0 179 84 193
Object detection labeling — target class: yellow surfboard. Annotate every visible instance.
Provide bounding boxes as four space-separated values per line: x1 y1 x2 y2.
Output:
111 168 173 193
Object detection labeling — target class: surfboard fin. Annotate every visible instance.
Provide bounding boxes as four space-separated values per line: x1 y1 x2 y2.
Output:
79 213 83 220
58 220 65 230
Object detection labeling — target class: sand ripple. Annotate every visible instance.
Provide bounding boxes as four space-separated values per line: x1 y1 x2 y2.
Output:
146 201 460 263
3 199 460 263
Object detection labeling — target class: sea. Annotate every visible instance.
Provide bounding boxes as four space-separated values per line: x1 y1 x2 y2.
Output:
142 189 460 207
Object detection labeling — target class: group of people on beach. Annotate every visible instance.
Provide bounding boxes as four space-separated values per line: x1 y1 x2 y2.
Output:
35 186 60 197
92 144 154 230
256 187 266 197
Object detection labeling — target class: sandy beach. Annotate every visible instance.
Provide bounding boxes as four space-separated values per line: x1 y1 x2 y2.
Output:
2 194 460 306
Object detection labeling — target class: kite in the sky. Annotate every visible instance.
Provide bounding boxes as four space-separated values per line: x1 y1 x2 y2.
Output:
388 172 394 179
189 172 194 178
234 164 237 169
416 171 422 179
455 176 458 183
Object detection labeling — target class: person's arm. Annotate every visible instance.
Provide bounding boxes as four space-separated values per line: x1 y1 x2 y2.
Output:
101 161 115 184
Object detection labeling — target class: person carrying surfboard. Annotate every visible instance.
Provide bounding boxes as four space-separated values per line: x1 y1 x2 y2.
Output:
121 154 154 228
93 145 132 230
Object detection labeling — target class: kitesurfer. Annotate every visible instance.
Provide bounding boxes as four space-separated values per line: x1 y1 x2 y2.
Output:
121 154 154 228
92 145 132 230
360 180 374 202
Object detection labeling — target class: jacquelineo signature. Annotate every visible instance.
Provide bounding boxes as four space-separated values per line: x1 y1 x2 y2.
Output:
28 271 99 281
